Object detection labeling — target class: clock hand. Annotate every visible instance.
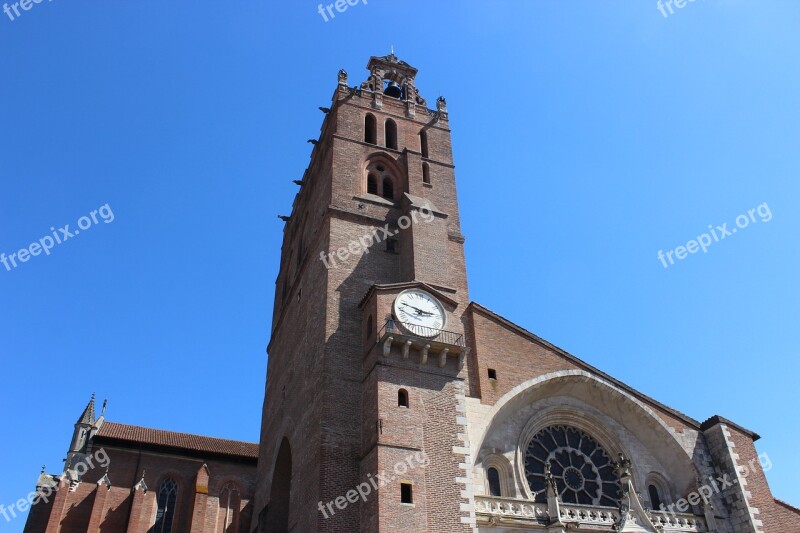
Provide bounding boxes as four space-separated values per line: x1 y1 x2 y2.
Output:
402 303 430 315
410 307 435 317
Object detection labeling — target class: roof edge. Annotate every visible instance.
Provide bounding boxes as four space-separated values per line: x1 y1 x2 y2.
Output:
700 415 761 441
359 281 460 309
95 421 259 459
774 498 800 514
467 301 703 430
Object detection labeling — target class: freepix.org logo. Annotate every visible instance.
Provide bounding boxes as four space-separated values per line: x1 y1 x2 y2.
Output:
657 203 772 269
3 0 55 23
316 0 368 23
1 203 115 272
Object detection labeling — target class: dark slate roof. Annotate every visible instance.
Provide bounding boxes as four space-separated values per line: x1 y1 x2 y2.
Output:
95 421 259 459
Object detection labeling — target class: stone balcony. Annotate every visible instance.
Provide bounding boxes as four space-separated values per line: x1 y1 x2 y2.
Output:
377 319 467 368
474 496 708 532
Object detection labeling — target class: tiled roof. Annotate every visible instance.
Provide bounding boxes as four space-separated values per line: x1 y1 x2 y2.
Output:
95 421 259 459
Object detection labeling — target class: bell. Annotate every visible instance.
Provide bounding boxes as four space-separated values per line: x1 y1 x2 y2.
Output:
384 81 403 99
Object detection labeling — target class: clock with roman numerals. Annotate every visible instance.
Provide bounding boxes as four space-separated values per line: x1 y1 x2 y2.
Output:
393 289 446 338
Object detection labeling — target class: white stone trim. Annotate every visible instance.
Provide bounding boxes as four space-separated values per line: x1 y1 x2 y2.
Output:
721 424 763 533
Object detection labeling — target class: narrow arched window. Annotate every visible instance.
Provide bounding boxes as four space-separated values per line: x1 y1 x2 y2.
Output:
219 483 241 533
422 163 431 185
382 178 394 201
648 484 663 510
398 389 409 408
366 315 373 339
487 467 502 497
385 119 398 150
367 174 378 195
365 114 377 144
420 130 428 158
155 478 178 533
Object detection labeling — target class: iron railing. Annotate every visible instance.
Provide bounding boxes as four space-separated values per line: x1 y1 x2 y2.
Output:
379 319 465 347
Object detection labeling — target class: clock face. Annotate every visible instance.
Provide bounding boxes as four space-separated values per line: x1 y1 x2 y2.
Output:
393 289 446 338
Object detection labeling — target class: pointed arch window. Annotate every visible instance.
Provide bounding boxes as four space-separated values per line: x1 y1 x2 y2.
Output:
385 119 398 150
365 160 399 203
365 114 377 144
219 482 241 533
155 478 178 533
420 130 429 158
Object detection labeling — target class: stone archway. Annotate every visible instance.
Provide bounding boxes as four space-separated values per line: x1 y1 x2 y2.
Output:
264 438 292 533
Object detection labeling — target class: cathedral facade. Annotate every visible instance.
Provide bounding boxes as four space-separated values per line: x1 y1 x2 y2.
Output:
24 54 799 532
251 54 799 533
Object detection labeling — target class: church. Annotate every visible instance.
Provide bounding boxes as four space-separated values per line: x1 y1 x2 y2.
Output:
24 54 799 533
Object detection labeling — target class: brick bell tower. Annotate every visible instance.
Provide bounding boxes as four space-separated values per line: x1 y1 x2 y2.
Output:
253 53 476 533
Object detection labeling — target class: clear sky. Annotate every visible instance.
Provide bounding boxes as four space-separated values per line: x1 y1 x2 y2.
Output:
1 0 798 528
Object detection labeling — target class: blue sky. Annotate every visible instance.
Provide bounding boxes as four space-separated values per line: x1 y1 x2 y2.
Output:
1 0 798 528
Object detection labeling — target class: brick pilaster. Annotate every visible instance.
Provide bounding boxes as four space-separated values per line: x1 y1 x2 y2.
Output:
44 477 70 533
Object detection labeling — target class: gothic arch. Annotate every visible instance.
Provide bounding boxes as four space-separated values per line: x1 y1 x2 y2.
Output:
264 437 292 533
474 370 700 498
362 153 405 200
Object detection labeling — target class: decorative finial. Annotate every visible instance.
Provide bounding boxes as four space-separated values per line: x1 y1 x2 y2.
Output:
101 399 108 416
41 465 46 474
390 45 394 55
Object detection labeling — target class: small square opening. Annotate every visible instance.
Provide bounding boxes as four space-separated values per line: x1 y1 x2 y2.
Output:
488 368 497 380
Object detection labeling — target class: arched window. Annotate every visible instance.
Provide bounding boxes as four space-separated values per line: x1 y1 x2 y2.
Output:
648 484 663 510
398 389 409 408
487 467 502 497
385 119 398 150
367 173 378 195
422 163 431 185
420 130 428 158
364 114 377 144
218 482 241 533
382 178 394 201
155 478 178 533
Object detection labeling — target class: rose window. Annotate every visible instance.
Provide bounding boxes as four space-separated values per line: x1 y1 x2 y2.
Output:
524 425 621 506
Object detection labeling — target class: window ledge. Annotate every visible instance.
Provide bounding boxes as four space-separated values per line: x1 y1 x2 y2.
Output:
354 194 396 207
